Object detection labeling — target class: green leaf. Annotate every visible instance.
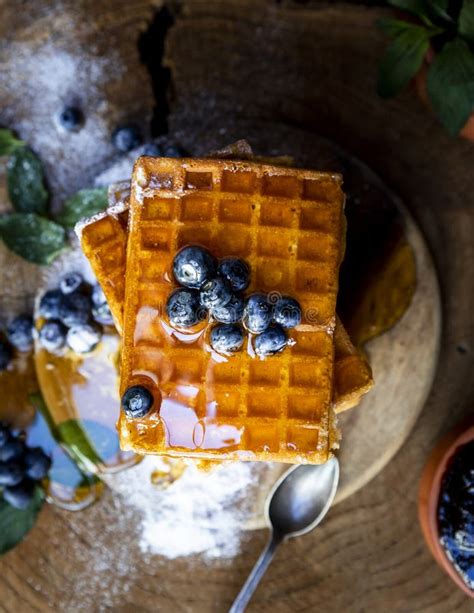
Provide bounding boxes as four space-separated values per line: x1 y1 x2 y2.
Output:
7 147 49 215
459 0 474 43
377 23 431 97
387 0 452 26
0 129 24 157
0 486 45 555
56 420 103 474
0 213 66 265
427 38 474 135
55 188 108 229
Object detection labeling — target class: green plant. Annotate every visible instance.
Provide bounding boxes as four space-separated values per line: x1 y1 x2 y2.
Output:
377 0 474 135
0 128 107 265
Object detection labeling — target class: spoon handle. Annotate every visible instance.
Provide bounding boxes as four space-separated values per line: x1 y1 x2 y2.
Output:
229 533 282 613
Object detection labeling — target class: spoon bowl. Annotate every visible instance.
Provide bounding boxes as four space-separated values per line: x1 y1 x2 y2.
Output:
267 458 340 538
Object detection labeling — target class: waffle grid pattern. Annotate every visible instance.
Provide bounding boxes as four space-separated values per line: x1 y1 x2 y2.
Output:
119 158 345 463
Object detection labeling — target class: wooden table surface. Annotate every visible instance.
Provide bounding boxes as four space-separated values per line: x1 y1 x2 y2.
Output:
0 1 473 611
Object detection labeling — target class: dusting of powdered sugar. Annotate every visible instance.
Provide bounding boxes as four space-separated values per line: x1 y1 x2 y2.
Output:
105 457 264 560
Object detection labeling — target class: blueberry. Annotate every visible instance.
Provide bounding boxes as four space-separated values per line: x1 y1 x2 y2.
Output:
173 245 217 289
92 284 107 306
0 424 9 447
92 303 114 326
39 289 63 319
60 272 84 295
59 106 83 132
66 324 102 354
163 143 187 158
0 438 25 462
254 325 288 357
6 314 34 352
39 320 67 353
112 125 142 152
122 385 153 419
143 142 162 156
211 293 245 324
210 324 244 354
243 293 273 334
218 257 250 292
166 288 206 328
58 291 92 327
0 461 24 486
3 479 36 510
24 447 52 480
0 339 13 371
273 297 302 329
200 277 233 310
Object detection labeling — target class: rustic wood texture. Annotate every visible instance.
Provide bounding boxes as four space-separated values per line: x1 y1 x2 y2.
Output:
0 1 473 612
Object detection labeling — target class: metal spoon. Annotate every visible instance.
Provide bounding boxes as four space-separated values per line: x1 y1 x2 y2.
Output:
230 457 340 613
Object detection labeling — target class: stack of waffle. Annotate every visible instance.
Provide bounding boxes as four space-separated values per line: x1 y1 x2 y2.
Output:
77 155 373 464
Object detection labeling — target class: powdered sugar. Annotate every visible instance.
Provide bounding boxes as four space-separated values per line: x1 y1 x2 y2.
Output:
106 457 266 560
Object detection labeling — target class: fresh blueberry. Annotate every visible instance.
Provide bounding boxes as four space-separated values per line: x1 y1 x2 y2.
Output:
0 424 9 447
112 125 142 152
254 325 288 357
0 339 13 371
211 293 245 324
23 447 52 480
39 320 67 353
92 303 114 326
122 385 153 419
166 288 206 328
66 324 102 354
210 324 244 354
3 479 36 510
200 277 233 310
143 142 162 156
0 438 25 462
59 106 84 132
218 257 250 292
173 245 217 289
273 297 302 329
0 461 24 486
163 143 187 158
243 293 273 334
6 314 34 352
58 291 92 327
91 284 107 306
39 289 63 319
59 272 84 295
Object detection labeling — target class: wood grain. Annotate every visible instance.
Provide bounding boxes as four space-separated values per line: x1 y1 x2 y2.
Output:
0 1 473 612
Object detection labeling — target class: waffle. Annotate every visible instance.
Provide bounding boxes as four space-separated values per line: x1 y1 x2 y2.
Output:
115 157 346 464
77 186 373 414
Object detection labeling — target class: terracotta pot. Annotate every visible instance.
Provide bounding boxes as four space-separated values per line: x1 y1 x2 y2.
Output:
418 417 474 598
413 50 474 142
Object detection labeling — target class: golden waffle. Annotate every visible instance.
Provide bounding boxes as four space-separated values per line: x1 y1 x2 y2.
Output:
118 157 345 463
77 185 373 414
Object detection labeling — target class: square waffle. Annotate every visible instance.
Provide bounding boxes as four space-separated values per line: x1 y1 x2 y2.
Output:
77 185 373 416
117 157 346 464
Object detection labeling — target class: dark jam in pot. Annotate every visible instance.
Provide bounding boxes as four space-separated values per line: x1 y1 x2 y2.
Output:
437 440 474 590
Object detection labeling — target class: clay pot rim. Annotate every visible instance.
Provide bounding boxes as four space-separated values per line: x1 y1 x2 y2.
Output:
418 417 474 598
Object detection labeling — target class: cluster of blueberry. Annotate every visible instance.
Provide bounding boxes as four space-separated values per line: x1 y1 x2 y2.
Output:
0 314 34 372
166 245 302 357
38 273 114 355
58 106 187 158
0 423 51 510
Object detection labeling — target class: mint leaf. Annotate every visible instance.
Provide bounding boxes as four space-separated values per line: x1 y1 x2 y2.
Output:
459 0 474 43
377 22 432 97
0 129 23 157
427 38 474 135
387 0 451 24
7 147 49 215
0 213 66 265
0 486 45 555
56 188 108 229
57 420 103 474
